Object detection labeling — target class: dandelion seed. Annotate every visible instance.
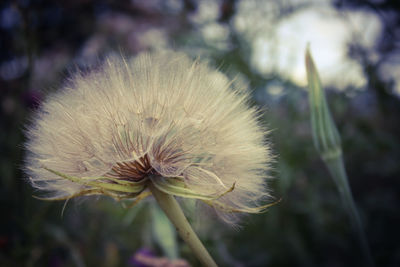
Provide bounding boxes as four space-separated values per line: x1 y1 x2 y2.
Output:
24 51 273 224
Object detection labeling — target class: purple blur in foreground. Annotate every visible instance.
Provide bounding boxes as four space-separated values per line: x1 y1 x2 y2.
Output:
129 248 190 267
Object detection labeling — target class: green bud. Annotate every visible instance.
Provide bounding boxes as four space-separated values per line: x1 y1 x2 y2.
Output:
305 46 342 161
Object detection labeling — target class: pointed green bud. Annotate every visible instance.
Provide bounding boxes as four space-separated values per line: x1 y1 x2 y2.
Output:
305 46 342 161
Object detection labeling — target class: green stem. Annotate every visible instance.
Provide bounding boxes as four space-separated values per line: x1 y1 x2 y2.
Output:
149 183 218 267
325 157 374 267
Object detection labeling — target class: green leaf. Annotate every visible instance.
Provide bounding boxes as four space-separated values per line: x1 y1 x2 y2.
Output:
122 200 145 227
150 203 178 259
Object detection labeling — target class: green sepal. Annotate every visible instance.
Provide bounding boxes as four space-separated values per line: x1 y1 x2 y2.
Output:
203 198 281 213
150 176 235 201
43 167 146 193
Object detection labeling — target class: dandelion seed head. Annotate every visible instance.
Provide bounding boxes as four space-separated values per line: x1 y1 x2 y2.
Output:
25 51 273 224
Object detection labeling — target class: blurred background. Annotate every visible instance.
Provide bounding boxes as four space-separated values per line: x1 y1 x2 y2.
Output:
1 0 399 266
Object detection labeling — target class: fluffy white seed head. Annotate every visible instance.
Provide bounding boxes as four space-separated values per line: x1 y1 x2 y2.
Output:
25 51 273 224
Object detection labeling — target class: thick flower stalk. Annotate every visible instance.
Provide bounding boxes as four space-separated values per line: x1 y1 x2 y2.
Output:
25 51 273 265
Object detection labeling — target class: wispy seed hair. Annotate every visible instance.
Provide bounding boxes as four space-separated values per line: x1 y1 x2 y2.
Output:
25 51 273 224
